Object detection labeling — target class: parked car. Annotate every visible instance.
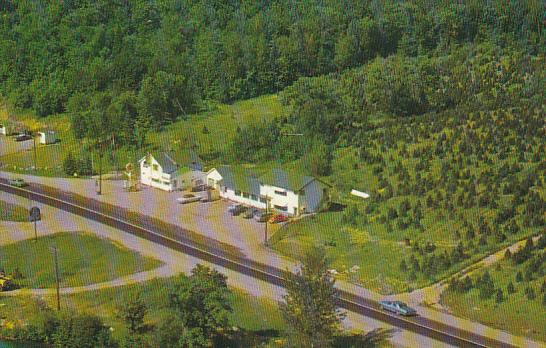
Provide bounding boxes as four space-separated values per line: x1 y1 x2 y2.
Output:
15 133 32 142
378 300 417 316
243 207 259 219
228 204 246 216
254 211 273 222
177 193 201 204
8 178 28 187
269 214 289 224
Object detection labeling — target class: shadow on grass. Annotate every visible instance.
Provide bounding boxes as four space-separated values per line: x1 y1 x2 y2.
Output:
216 328 282 347
334 328 397 348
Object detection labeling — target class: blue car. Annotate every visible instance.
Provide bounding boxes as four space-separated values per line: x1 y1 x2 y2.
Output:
379 300 417 316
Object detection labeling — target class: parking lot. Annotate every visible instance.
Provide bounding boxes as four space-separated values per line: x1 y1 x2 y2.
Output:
0 172 287 267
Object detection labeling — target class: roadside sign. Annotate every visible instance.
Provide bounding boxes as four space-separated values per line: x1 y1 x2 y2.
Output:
29 206 41 222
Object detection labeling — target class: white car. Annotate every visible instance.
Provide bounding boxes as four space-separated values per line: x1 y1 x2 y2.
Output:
176 193 201 204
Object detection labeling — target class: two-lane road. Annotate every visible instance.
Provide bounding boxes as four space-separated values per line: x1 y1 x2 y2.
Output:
0 179 531 347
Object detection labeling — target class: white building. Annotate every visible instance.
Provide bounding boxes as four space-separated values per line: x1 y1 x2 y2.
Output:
0 124 13 136
38 130 57 144
207 166 331 216
139 151 204 192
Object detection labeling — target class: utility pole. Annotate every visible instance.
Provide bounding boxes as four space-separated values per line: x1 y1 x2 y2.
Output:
50 246 61 311
264 195 270 246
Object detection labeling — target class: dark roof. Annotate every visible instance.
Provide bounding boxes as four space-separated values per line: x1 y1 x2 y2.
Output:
156 152 179 174
260 168 319 191
216 165 261 195
178 149 203 171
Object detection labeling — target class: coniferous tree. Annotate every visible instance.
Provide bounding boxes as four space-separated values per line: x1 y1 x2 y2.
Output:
280 246 345 348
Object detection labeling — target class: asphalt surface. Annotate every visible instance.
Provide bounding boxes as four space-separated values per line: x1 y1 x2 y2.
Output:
0 178 520 348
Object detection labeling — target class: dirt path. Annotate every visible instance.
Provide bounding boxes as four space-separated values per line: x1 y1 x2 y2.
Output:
0 264 176 297
393 236 542 308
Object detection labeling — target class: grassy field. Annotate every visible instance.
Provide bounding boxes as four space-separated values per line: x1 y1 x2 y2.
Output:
0 232 161 288
0 201 28 222
0 274 392 347
270 107 545 294
441 257 546 342
0 95 286 176
0 276 286 344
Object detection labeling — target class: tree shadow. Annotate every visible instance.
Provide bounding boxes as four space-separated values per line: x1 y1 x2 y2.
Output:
215 328 283 347
334 328 397 348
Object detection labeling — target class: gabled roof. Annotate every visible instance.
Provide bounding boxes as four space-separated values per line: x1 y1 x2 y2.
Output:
138 150 203 174
155 152 179 174
216 165 261 195
259 168 331 192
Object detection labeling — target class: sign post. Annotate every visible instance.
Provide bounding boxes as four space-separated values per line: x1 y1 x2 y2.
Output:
29 206 41 242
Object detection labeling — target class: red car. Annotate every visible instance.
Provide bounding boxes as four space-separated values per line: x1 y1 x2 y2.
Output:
268 214 289 224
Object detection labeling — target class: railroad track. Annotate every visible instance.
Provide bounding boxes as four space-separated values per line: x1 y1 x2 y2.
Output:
0 179 519 348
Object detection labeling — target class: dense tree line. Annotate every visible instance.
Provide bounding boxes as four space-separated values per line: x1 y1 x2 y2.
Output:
0 1 544 141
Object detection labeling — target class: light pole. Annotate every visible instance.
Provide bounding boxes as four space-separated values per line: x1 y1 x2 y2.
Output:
49 246 61 311
264 195 271 246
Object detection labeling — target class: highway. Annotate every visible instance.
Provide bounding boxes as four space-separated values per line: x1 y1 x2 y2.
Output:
0 178 519 348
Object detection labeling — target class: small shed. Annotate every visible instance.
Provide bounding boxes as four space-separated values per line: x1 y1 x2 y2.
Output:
38 130 57 144
0 124 12 136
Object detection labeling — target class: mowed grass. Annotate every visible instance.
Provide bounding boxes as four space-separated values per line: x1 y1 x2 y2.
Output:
0 94 286 176
147 94 286 164
0 232 161 288
0 200 28 222
0 276 287 344
441 259 546 342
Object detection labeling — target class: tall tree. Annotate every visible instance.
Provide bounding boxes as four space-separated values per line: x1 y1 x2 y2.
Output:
280 246 345 348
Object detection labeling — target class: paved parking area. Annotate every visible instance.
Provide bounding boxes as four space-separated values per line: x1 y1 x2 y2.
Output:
0 172 289 270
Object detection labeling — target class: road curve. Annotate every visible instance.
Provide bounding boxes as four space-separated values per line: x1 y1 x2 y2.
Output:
0 179 518 348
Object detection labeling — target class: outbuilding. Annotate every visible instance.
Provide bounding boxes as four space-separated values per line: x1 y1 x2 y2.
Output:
38 130 57 144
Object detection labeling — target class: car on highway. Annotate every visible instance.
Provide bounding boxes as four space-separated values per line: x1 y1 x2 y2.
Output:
268 214 288 224
176 193 201 204
243 207 259 219
8 178 28 187
254 211 273 222
228 204 246 216
379 300 417 316
14 133 32 142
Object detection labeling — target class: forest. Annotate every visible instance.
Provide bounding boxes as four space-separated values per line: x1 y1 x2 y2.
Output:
0 0 544 147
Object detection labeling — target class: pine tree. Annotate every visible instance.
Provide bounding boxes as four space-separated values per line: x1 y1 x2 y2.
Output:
516 271 523 282
63 152 77 176
507 281 515 294
280 246 345 348
495 289 504 303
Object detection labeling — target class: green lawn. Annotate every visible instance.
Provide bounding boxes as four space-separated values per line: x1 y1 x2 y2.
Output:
0 275 287 345
0 201 28 222
441 258 546 342
0 94 286 176
0 232 161 288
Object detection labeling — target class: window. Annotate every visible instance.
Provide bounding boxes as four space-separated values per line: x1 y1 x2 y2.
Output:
274 190 287 196
251 194 258 201
152 178 161 183
259 197 267 203
152 164 159 171
274 205 288 211
235 190 242 196
242 192 250 198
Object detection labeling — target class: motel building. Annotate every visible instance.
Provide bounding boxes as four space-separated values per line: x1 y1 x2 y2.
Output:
206 166 331 216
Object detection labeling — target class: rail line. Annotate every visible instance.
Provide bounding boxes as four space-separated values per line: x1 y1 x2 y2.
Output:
0 179 519 347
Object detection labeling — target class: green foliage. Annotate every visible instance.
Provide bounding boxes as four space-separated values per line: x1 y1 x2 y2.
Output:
52 312 114 348
118 295 147 334
167 264 233 347
280 246 345 348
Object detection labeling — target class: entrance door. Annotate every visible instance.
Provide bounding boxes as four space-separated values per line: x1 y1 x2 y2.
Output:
293 207 298 216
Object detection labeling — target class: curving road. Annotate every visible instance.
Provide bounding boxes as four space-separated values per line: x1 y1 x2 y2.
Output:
0 179 523 348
